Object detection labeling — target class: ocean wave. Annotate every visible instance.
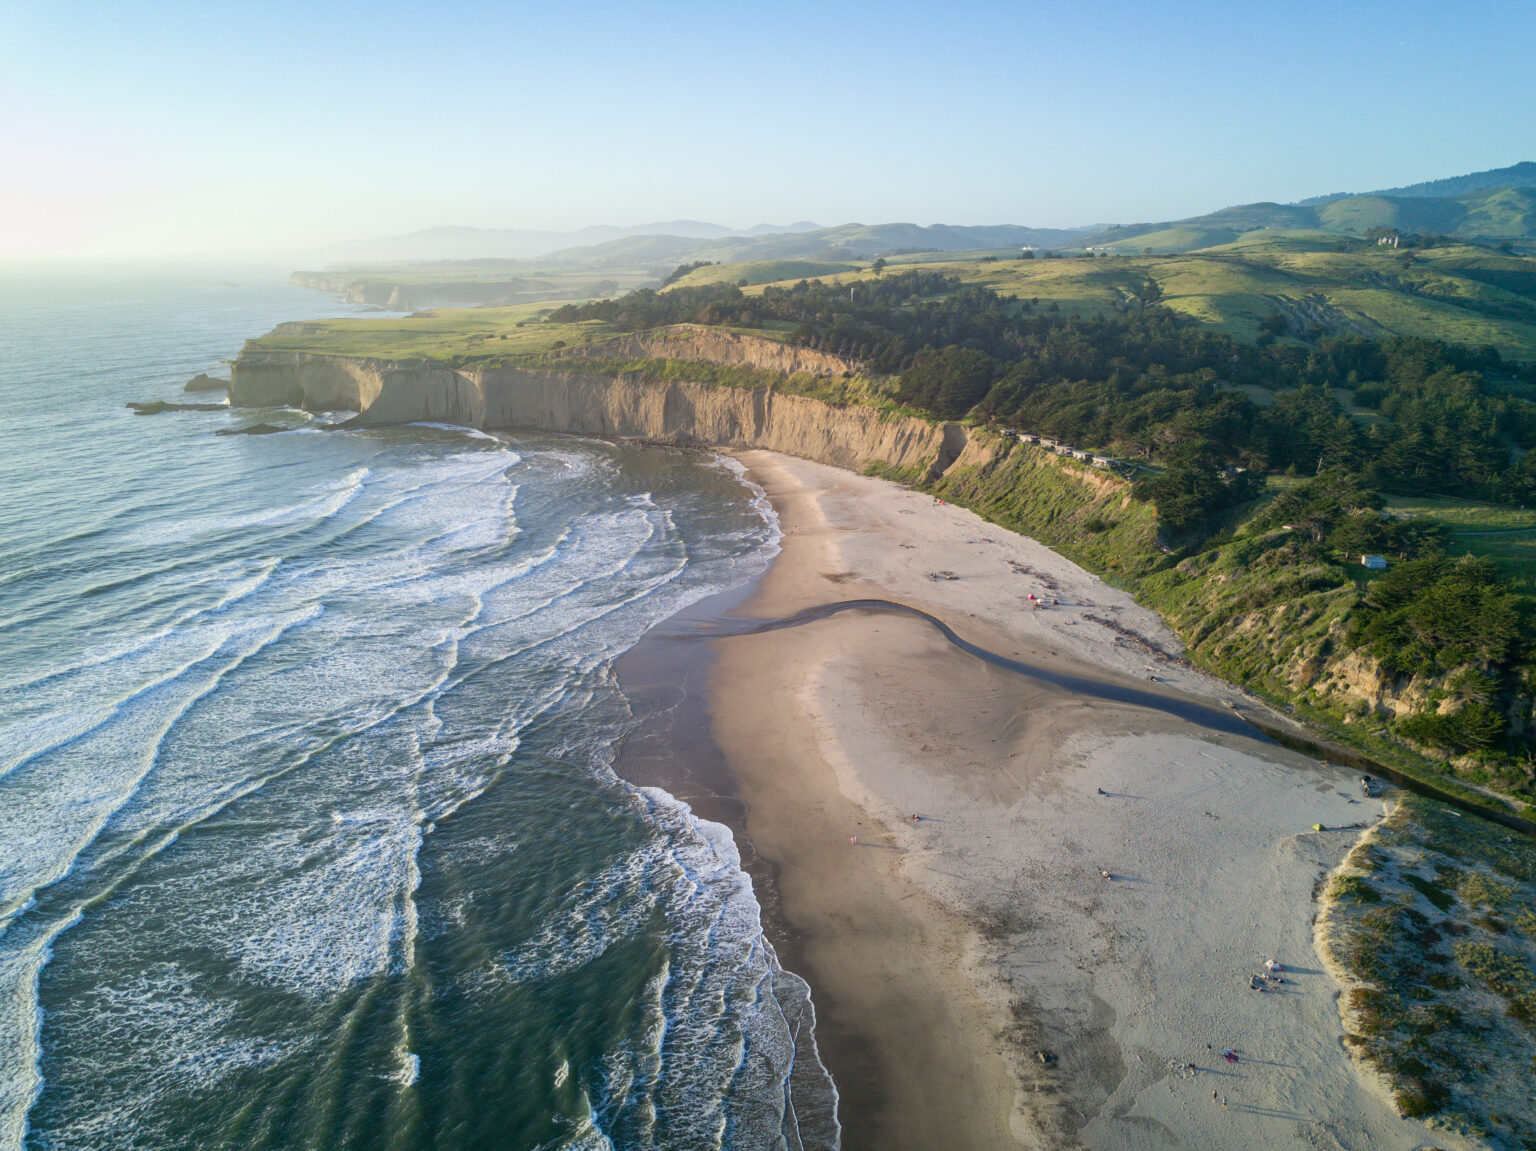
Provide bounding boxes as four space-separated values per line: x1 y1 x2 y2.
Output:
504 788 839 1151
406 422 506 444
1 422 793 1147
120 466 370 548
0 603 324 914
17 962 309 1150
709 453 783 556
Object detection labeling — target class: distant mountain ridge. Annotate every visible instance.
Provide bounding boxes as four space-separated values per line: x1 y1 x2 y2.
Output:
309 162 1535 273
313 221 1097 271
1079 172 1536 254
1297 161 1536 206
321 220 823 263
535 222 1094 268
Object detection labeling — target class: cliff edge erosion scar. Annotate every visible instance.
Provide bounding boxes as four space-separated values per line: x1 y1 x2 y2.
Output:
228 333 1004 478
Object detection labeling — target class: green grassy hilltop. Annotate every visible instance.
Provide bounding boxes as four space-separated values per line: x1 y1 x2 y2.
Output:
271 234 1536 362
795 235 1536 359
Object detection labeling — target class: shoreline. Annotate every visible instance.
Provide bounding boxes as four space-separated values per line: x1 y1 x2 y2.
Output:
693 450 1472 1150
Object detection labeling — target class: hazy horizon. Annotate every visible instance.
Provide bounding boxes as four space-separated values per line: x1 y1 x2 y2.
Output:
3 0 1533 261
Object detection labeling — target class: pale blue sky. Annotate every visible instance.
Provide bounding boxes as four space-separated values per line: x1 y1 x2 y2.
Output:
2 0 1532 257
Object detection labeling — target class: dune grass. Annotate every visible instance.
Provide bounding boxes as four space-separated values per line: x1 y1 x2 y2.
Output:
1320 795 1536 1142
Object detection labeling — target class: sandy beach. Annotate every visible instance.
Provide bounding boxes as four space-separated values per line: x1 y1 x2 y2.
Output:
707 450 1468 1151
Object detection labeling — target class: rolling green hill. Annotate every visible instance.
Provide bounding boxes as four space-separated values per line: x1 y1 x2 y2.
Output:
663 259 857 289
281 233 1536 362
538 221 1092 267
1299 160 1536 204
718 235 1536 359
289 164 1536 329
1084 183 1536 254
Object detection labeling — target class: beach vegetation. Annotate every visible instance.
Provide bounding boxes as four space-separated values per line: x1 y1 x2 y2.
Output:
1402 872 1456 911
1331 874 1383 903
1321 796 1536 1137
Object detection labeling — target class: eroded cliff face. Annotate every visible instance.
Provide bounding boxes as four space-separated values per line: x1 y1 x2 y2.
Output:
230 352 486 426
229 348 956 475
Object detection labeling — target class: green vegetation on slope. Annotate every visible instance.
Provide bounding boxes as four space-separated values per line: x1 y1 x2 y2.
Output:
873 235 1536 358
676 236 1536 358
1320 795 1536 1140
925 447 1162 580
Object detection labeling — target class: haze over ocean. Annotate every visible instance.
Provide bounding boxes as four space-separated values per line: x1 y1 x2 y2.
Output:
0 269 835 1150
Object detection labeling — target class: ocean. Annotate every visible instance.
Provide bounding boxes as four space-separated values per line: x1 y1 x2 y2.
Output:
0 268 838 1150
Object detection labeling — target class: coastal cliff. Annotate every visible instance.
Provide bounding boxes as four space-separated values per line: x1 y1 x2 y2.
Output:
229 346 974 475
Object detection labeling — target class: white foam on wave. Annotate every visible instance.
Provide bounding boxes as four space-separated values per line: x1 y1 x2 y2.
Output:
2 434 791 1145
709 453 784 555
0 556 283 777
533 1108 618 1151
407 421 506 444
122 466 370 548
390 1048 421 1088
505 787 840 1151
18 962 307 1149
0 602 323 914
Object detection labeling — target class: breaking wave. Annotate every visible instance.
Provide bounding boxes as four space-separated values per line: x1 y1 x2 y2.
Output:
0 270 831 1151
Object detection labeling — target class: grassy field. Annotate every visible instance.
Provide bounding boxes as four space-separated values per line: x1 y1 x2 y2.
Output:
245 303 615 362
664 260 856 290
1386 497 1536 588
281 231 1536 362
291 265 653 302
1100 224 1241 254
711 234 1536 358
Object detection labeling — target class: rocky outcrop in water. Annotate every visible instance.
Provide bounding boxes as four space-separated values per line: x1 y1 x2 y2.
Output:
184 373 230 393
127 400 229 415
